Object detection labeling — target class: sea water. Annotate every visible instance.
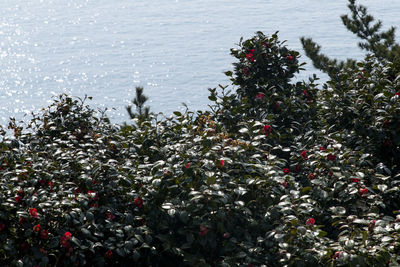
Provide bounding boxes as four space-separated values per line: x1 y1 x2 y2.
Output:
0 0 398 125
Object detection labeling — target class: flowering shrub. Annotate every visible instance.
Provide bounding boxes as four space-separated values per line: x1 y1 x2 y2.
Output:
0 31 399 266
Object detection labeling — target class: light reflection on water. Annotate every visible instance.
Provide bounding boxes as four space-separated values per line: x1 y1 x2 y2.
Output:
0 0 398 125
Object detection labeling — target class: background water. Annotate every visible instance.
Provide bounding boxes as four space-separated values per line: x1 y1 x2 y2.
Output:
0 0 399 125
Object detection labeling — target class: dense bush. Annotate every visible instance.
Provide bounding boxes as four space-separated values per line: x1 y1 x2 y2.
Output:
1 23 400 267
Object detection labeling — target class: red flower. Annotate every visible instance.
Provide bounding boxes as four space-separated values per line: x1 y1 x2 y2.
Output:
40 230 49 240
286 55 294 61
90 203 98 208
106 212 115 220
105 249 113 259
200 225 209 237
29 208 38 218
300 150 308 160
74 187 80 194
33 224 41 232
327 154 336 161
383 139 392 147
294 165 301 173
255 93 264 100
319 146 326 151
87 190 98 200
307 173 316 180
283 168 290 174
351 178 360 183
395 90 400 96
134 197 143 208
242 67 250 76
359 188 369 196
273 102 280 112
302 90 309 97
219 160 224 167
306 218 315 226
246 53 254 61
15 195 22 203
282 181 288 188
223 232 230 239
0 223 5 231
64 232 72 240
185 162 191 169
333 251 341 259
60 236 69 248
48 181 54 188
264 125 272 136
60 232 72 248
19 241 30 252
383 119 389 127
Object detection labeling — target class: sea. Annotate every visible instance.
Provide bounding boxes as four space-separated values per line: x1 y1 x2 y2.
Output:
0 0 398 126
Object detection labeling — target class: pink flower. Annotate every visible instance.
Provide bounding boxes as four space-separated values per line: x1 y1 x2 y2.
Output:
264 125 272 136
306 218 315 226
134 197 143 208
29 208 38 218
300 150 308 160
200 225 209 237
223 232 230 239
283 168 290 174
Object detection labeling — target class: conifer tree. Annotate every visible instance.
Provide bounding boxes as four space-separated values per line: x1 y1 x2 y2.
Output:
301 0 400 77
126 86 151 121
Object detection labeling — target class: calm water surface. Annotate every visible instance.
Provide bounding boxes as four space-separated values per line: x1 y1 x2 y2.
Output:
0 0 399 125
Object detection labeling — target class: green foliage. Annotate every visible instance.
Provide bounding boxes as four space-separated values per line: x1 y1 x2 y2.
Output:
1 29 400 267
